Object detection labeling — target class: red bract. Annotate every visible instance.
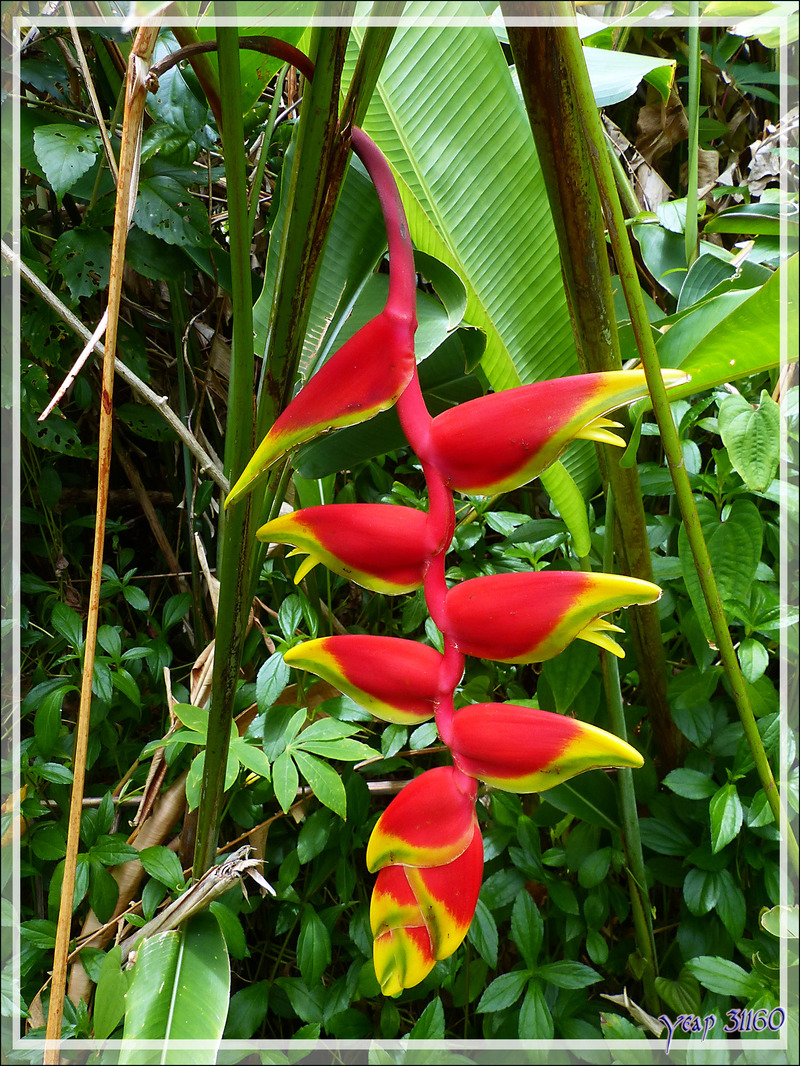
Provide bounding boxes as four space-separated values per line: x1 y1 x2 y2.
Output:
367 766 478 871
226 311 416 507
446 570 660 663
283 636 443 724
367 767 482 996
257 504 443 594
371 825 483 997
428 369 687 495
449 703 643 791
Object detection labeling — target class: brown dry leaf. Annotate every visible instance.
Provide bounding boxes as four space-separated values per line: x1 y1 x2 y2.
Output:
747 106 799 196
636 86 689 166
603 114 672 211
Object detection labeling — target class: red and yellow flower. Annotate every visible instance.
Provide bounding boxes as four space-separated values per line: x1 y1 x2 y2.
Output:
257 504 443 595
283 635 443 724
427 369 687 495
446 570 660 663
449 703 643 792
367 767 482 996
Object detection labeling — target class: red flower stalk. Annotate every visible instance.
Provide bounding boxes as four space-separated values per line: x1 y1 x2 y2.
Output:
445 570 661 663
226 128 418 508
283 636 443 724
426 369 688 495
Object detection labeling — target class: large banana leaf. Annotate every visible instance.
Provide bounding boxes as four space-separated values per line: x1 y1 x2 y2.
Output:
119 911 230 1065
344 0 578 393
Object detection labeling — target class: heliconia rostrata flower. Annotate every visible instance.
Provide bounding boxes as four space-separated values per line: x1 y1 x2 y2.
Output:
229 102 688 995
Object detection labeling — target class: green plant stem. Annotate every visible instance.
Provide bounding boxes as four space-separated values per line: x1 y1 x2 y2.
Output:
339 2 404 130
248 64 287 239
503 7 681 769
554 8 800 875
685 3 701 267
193 27 257 879
601 488 659 1015
168 279 203 651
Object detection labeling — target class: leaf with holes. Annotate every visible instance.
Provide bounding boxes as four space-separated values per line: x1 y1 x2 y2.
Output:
51 226 111 303
33 124 101 205
134 175 215 249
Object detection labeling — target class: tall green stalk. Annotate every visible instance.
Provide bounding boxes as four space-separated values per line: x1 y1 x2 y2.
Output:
685 2 701 267
550 5 799 875
193 27 257 877
503 7 681 769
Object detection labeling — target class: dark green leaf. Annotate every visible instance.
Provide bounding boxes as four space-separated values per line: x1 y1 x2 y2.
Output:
297 906 331 987
511 891 543 970
467 897 498 967
33 124 100 204
518 978 553 1039
709 782 743 853
685 956 763 999
477 969 530 1013
257 652 291 713
139 846 186 892
93 946 127 1040
536 960 600 989
291 749 347 819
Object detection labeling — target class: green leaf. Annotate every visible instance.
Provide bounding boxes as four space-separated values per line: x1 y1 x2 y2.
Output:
229 738 272 781
296 736 376 761
35 761 74 785
297 905 331 987
663 768 718 800
583 46 675 107
409 997 445 1040
120 912 230 1063
704 201 799 237
172 703 209 738
50 601 84 648
737 637 769 683
291 749 347 819
30 823 67 862
51 225 111 302
511 891 543 971
518 978 553 1040
678 498 763 644
415 249 468 329
257 652 291 713
539 461 591 558
477 969 530 1013
685 955 763 999
223 981 270 1040
33 124 101 204
89 859 120 924
536 960 600 989
90 837 140 866
683 867 720 916
346 5 576 395
297 808 333 864
709 782 744 853
272 750 299 813
34 685 72 758
139 846 186 892
467 897 498 968
134 175 215 249
718 390 782 492
93 946 127 1041
162 593 193 633
209 901 248 961
656 254 797 402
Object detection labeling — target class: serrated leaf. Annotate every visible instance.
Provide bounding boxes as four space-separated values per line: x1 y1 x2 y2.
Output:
51 225 111 302
467 897 498 967
518 978 553 1040
709 783 743 852
536 960 600 989
134 175 214 249
718 390 781 492
663 768 718 800
33 124 100 204
685 955 763 999
477 969 530 1013
409 997 445 1039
